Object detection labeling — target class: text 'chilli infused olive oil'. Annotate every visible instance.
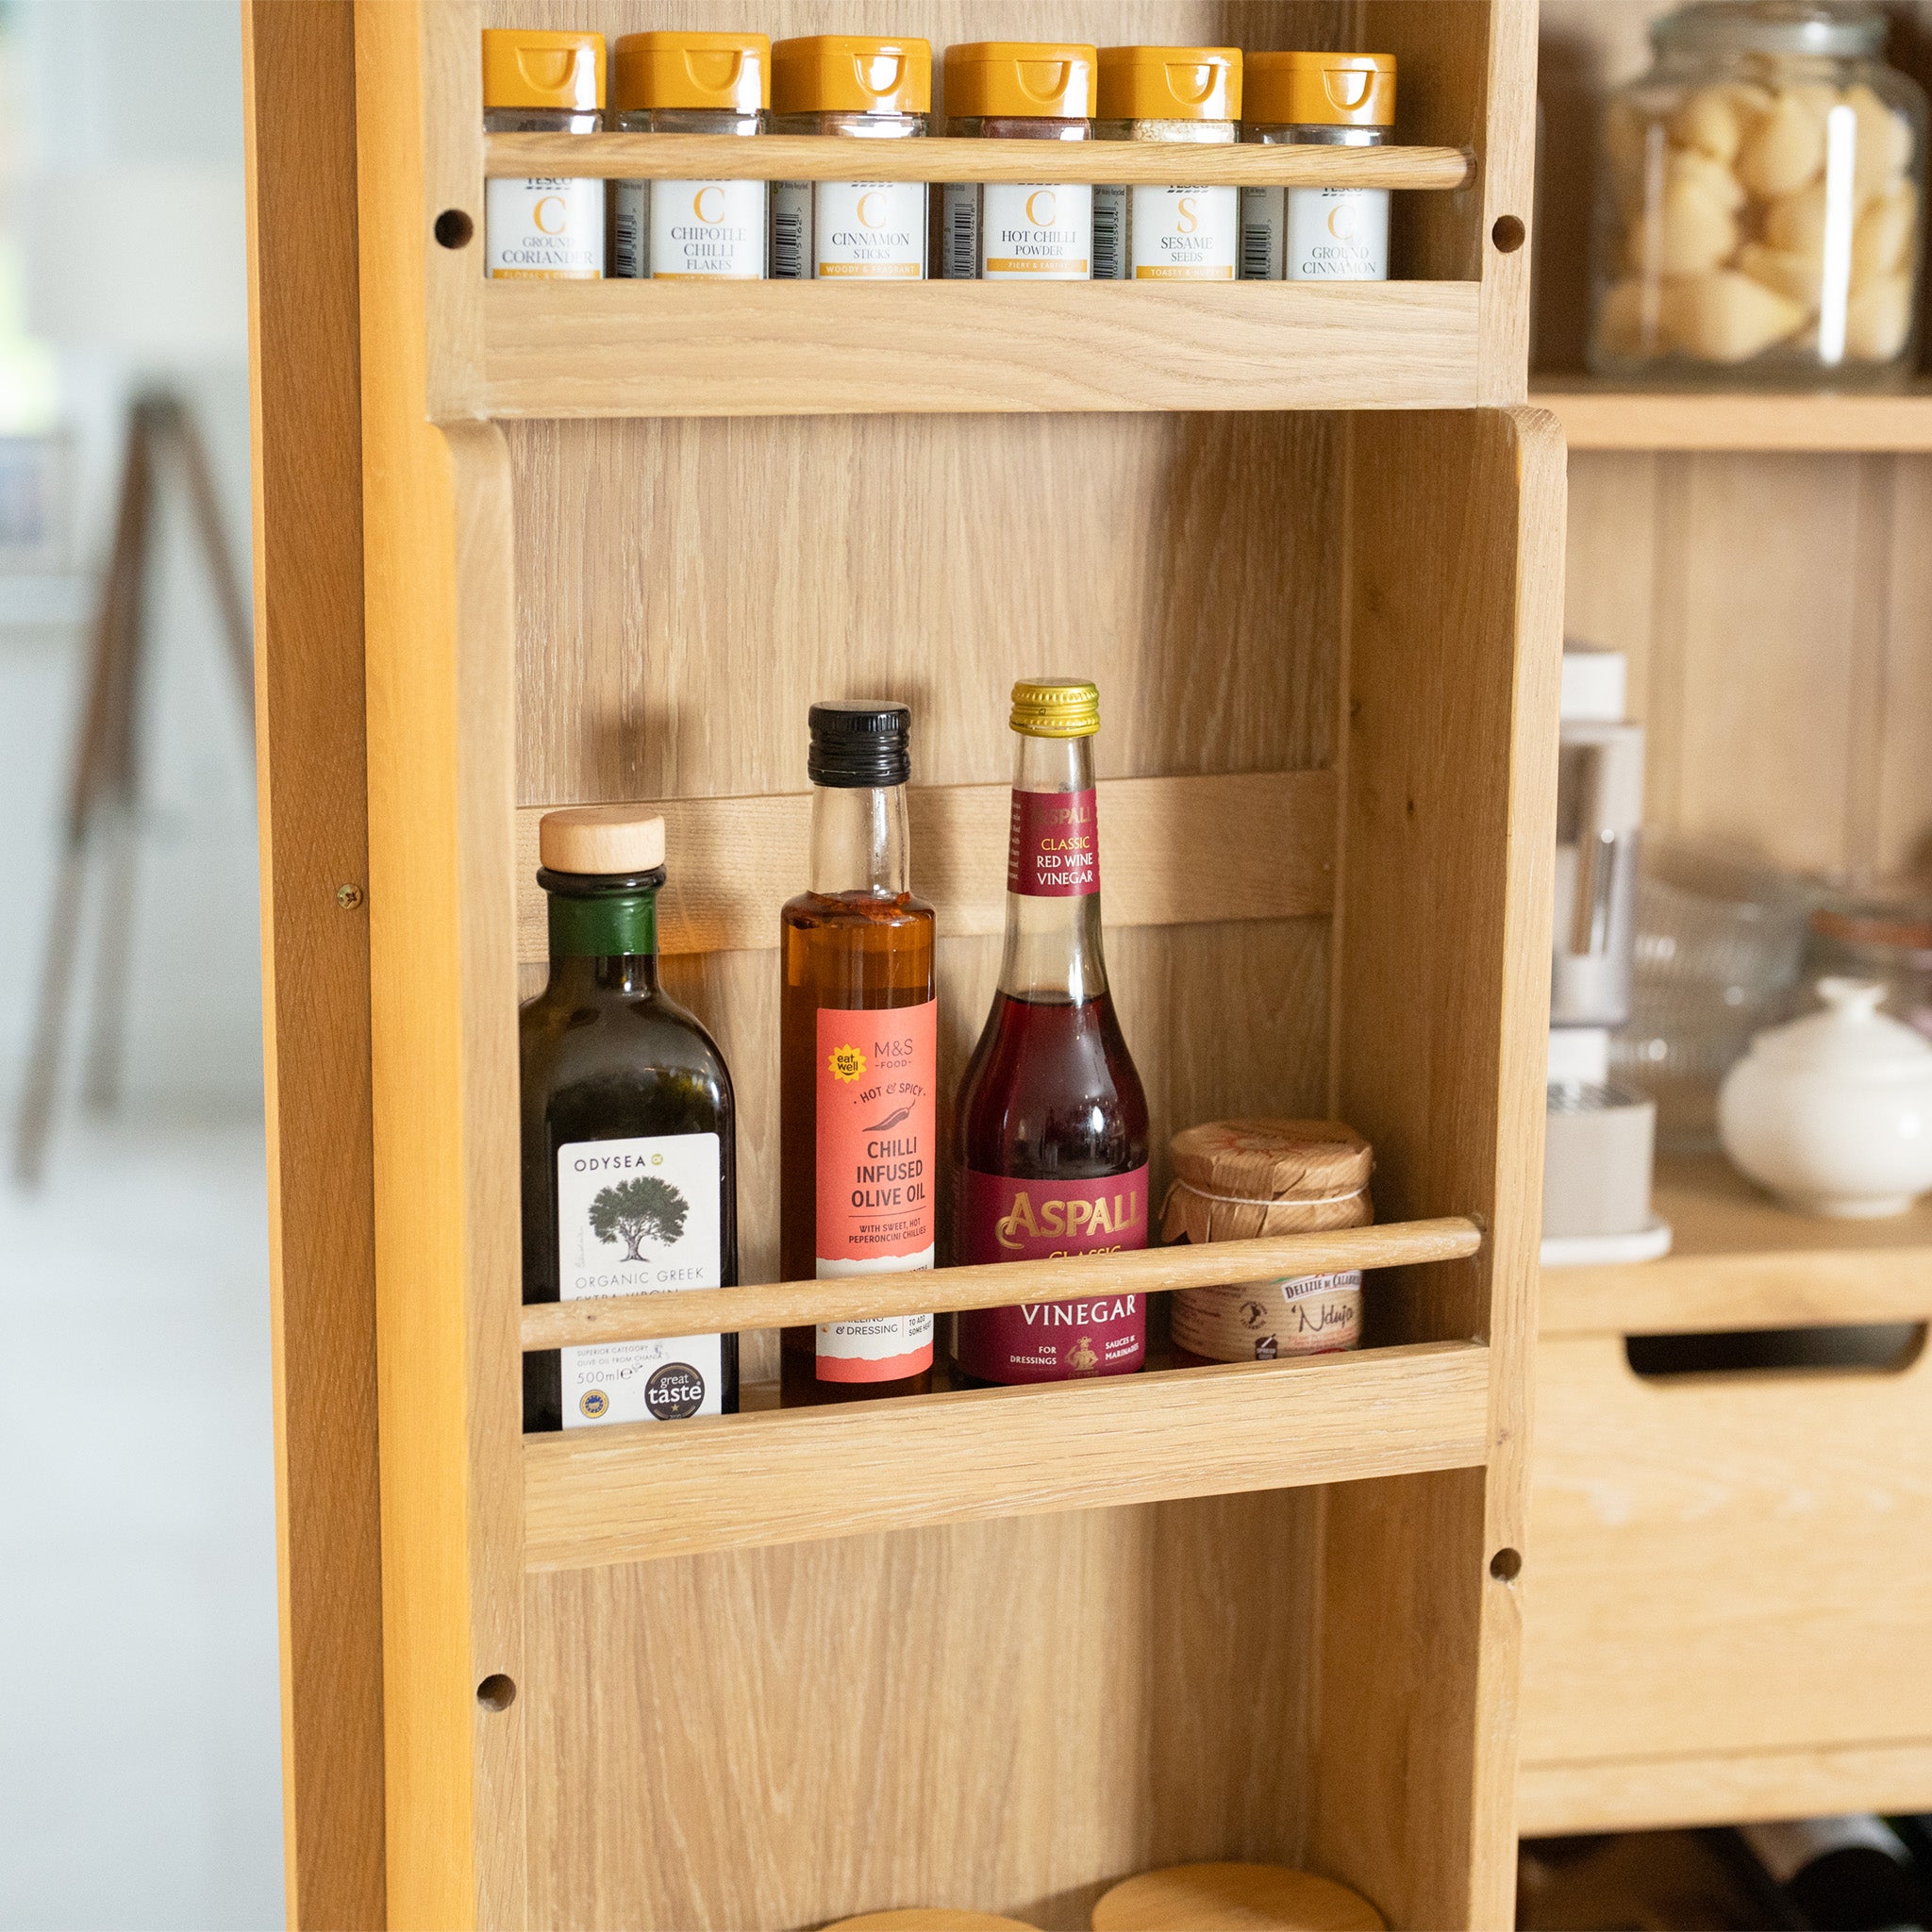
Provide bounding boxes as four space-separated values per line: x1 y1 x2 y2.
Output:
520 808 738 1432
953 679 1151 1383
780 702 938 1403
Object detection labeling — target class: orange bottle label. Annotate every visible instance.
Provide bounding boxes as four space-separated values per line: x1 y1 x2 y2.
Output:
815 999 938 1271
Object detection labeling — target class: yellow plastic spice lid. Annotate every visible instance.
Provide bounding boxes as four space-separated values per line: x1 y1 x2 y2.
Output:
771 36 932 116
1010 677 1100 739
481 29 605 112
945 42 1099 121
1097 45 1241 124
613 32 770 113
1245 51 1396 129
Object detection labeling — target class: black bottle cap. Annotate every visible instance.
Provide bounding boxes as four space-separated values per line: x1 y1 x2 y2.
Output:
808 699 912 788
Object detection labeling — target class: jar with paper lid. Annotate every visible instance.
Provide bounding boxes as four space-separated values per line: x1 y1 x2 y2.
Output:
1241 52 1396 280
611 32 770 280
941 42 1097 281
1162 1119 1374 1367
1093 45 1242 281
769 36 932 280
1591 1 1926 382
481 28 606 279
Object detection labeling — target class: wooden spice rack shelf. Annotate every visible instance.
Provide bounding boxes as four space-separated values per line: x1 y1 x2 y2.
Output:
1533 378 1932 454
524 1338 1491 1569
483 130 1476 189
477 278 1486 417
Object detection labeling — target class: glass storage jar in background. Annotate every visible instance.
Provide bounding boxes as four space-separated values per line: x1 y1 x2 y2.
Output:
1241 51 1396 280
482 29 606 279
1093 45 1241 281
1591 1 1926 383
1807 890 1932 1038
769 36 931 279
941 42 1097 280
611 32 769 280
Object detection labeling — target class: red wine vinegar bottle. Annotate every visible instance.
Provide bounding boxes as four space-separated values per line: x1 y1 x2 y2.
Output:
779 702 938 1405
953 678 1151 1383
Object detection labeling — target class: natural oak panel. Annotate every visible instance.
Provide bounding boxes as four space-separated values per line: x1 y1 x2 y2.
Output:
482 279 1483 418
485 130 1474 188
525 1491 1324 1932
514 771 1336 958
522 1217 1481 1350
523 1339 1489 1568
1519 1741 1932 1838
1542 1153 1932 1336
1522 1329 1932 1767
1537 384 1932 453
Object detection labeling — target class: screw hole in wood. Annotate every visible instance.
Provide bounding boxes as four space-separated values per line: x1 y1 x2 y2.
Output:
1489 1547 1522 1583
435 208 475 250
476 1673 517 1711
1491 215 1525 254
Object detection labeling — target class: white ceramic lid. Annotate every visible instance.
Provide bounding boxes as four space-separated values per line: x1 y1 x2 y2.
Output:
1747 977 1932 1080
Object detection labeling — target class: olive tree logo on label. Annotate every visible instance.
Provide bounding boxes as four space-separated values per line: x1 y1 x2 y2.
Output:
588 1174 689 1261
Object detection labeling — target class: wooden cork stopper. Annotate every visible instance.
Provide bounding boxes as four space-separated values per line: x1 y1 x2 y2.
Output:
1163 1120 1374 1245
538 806 666 875
1092 1863 1386 1932
827 1914 1038 1932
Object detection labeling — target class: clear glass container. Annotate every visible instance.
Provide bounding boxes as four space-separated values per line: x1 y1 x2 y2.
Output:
769 36 931 280
1241 51 1396 281
481 29 606 279
941 42 1096 281
1591 2 1926 384
610 31 769 280
1806 888 1932 1038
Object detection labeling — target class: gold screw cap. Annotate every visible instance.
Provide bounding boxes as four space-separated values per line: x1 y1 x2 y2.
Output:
1010 678 1100 739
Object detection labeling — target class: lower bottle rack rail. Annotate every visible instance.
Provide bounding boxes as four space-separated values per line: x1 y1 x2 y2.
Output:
522 1337 1491 1570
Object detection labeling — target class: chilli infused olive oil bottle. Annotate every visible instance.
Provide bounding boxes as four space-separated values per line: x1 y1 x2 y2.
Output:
780 702 938 1404
953 679 1150 1383
521 808 738 1432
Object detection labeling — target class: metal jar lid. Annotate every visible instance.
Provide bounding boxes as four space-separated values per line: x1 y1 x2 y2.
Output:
1653 2 1889 59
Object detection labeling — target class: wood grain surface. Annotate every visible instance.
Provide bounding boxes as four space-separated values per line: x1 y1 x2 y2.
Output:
241 4 385 1924
480 278 1483 418
524 1489 1324 1928
521 1217 1480 1351
1537 384 1932 454
523 1339 1490 1569
483 130 1473 187
1522 1328 1932 1773
514 770 1338 958
1543 1153 1932 1336
1091 1861 1387 1932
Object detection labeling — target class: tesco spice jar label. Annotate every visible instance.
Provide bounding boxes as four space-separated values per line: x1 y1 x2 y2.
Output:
1096 183 1239 279
774 179 927 278
944 181 1094 278
614 178 766 278
955 1167 1150 1382
486 176 605 277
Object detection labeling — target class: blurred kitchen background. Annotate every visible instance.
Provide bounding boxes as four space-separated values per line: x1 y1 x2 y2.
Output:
0 1 281 1925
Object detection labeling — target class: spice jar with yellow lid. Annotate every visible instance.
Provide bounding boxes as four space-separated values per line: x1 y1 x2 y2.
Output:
941 42 1097 280
1162 1119 1374 1366
770 35 932 279
611 32 770 280
1093 45 1242 281
1241 51 1397 281
481 29 607 279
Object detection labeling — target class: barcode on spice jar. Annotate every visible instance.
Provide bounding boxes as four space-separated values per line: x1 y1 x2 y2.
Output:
1092 191 1122 279
772 204 806 279
947 187 978 280
1242 219 1274 280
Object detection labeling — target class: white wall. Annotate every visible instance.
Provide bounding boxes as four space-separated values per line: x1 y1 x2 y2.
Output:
0 0 259 1115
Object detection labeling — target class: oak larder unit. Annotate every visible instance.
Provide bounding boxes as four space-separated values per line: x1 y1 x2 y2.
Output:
244 2 1557 1927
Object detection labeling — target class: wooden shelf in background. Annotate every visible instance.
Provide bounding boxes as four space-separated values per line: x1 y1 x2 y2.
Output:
522 1338 1491 1570
1541 1153 1932 1337
480 279 1482 418
485 130 1474 190
1534 380 1932 454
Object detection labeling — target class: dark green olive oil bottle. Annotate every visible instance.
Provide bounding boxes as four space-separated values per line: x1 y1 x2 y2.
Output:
520 807 738 1432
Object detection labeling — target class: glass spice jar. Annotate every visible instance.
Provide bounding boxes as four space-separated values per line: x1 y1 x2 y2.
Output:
1591 1 1927 383
610 32 770 281
941 42 1097 281
482 29 607 280
1093 45 1242 282
769 36 931 281
1241 51 1397 281
1163 1120 1374 1368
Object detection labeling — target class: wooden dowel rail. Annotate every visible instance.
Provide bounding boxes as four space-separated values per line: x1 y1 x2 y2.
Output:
483 131 1474 191
519 1215 1483 1351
